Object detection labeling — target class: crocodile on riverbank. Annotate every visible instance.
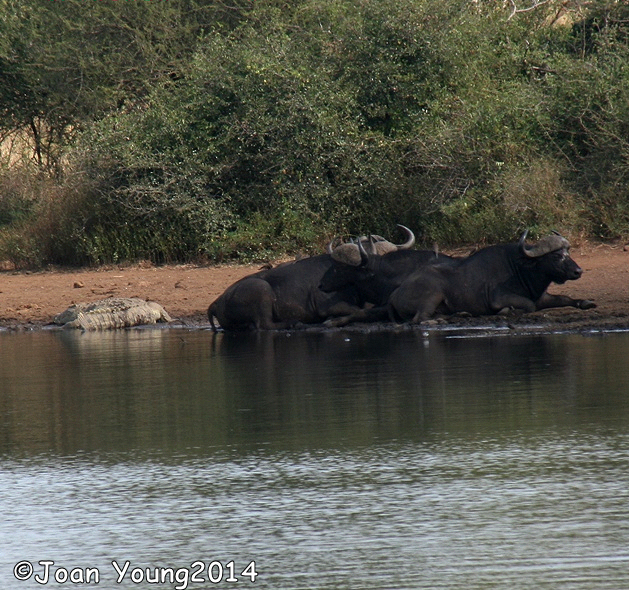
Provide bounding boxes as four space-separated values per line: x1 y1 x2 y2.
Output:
54 297 172 330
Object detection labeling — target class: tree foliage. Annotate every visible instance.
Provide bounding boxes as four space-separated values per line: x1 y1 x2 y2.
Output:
1 0 628 266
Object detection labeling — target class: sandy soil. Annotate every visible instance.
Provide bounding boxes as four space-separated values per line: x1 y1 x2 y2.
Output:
0 241 627 332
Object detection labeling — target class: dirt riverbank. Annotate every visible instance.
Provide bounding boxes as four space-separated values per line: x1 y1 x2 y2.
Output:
1 241 627 332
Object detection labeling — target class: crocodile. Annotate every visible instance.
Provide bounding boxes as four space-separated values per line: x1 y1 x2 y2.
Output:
54 297 172 330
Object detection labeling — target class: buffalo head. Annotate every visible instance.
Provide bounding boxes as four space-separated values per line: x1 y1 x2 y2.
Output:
320 228 453 306
518 230 582 284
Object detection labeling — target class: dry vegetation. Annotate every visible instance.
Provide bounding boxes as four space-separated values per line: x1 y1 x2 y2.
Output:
1 0 628 269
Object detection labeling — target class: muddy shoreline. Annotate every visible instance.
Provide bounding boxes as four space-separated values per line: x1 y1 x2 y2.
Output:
2 307 628 337
1 241 627 335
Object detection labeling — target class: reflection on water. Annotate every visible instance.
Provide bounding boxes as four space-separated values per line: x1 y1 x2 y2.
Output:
1 328 629 589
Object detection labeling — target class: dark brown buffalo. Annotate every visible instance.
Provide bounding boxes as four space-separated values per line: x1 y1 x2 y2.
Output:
318 241 457 326
207 255 362 330
208 226 417 331
388 231 596 323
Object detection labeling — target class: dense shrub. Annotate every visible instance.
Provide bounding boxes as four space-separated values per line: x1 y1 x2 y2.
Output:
0 0 628 266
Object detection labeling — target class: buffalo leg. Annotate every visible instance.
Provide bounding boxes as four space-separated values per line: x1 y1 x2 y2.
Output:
389 287 444 324
535 292 596 311
324 306 389 327
490 291 537 314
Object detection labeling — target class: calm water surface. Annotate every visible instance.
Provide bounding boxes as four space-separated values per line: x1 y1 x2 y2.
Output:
1 327 629 589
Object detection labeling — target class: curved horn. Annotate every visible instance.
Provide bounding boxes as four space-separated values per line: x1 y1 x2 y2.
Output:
357 237 371 266
326 236 345 255
520 230 570 258
518 230 530 255
369 235 379 256
395 224 415 250
357 233 392 255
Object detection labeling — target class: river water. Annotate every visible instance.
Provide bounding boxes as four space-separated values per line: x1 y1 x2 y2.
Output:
1 327 629 589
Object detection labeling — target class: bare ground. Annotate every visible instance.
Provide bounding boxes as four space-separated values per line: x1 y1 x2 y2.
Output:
0 241 627 333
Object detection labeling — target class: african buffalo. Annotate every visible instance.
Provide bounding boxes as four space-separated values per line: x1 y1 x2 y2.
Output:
208 254 363 330
319 239 457 326
208 226 416 331
388 231 596 323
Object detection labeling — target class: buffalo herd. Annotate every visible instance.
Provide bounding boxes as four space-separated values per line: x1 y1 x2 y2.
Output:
208 227 596 331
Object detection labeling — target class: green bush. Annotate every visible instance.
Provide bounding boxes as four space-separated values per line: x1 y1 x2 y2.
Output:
1 0 629 267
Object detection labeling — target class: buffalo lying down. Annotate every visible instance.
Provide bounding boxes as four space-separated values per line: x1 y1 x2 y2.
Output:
319 240 457 326
208 226 416 331
388 231 595 323
208 254 362 330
